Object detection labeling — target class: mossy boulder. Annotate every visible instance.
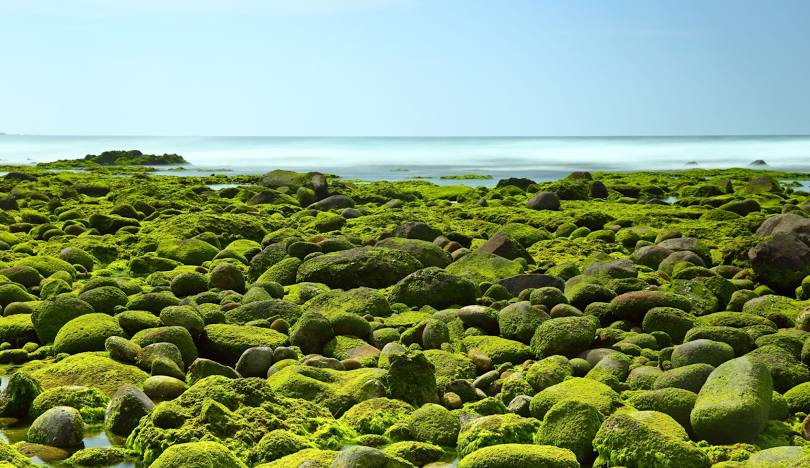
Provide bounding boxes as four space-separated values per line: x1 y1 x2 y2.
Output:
671 339 735 368
423 349 477 393
446 252 525 284
457 413 540 458
63 447 136 467
297 247 421 289
497 301 548 344
626 387 698 433
266 364 386 416
529 377 619 420
458 444 579 468
156 238 219 266
128 376 350 465
0 314 38 347
0 283 35 309
289 312 334 355
530 316 597 359
611 290 692 321
748 344 810 393
463 335 532 366
132 326 198 367
376 237 451 268
255 448 338 467
15 255 76 280
31 296 94 343
0 371 43 418
250 429 316 465
303 287 392 318
534 399 602 463
339 397 415 435
53 313 126 354
384 349 438 407
654 363 715 393
690 356 773 444
116 310 162 335
78 286 129 314
525 355 573 392
200 324 287 366
404 403 460 447
225 299 302 325
170 271 209 297
27 406 85 448
593 409 709 468
30 385 109 422
150 441 247 468
642 307 697 343
389 267 477 309
22 352 148 397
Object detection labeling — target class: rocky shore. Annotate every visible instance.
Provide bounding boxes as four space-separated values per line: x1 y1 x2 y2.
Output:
0 165 809 467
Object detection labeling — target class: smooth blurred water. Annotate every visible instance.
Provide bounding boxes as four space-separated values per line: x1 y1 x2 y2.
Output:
1 135 809 182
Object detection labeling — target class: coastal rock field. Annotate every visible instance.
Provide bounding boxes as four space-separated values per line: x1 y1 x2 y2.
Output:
1 164 810 467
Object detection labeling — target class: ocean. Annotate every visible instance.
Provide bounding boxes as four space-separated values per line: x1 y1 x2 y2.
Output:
1 135 809 185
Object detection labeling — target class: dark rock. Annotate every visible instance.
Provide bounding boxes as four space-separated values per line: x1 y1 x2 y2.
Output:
235 346 275 378
27 406 84 448
749 233 810 294
496 178 535 190
105 385 154 436
756 214 810 238
476 232 534 264
527 192 560 211
497 274 565 296
307 194 354 211
384 221 442 242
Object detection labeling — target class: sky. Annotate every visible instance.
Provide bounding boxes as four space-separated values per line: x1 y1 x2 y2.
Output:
1 0 809 136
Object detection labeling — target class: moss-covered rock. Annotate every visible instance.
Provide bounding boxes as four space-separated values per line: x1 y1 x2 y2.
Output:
30 385 109 422
534 399 602 463
200 324 287 366
339 398 415 435
0 314 38 347
150 441 248 468
529 377 619 420
31 296 94 343
156 238 220 266
53 313 125 354
445 252 525 284
691 355 772 444
132 326 198 367
530 316 597 358
266 364 386 416
593 409 709 468
388 267 477 309
462 335 532 366
626 387 697 434
376 237 452 268
128 376 351 465
457 413 540 458
78 285 129 314
297 247 421 289
458 444 579 468
22 352 148 397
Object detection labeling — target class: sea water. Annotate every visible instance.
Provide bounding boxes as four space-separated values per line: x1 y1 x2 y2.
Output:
1 135 809 185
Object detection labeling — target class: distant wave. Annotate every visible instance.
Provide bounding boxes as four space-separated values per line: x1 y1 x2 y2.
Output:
1 135 809 181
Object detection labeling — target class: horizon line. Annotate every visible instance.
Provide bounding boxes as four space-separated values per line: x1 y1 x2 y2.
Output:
2 133 810 139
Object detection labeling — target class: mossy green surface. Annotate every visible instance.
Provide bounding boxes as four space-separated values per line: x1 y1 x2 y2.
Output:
21 352 148 397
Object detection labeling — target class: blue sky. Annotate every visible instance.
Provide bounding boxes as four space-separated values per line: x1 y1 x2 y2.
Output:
1 0 808 136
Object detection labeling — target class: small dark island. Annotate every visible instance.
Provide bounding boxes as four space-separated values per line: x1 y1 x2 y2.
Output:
39 149 189 169
84 150 188 165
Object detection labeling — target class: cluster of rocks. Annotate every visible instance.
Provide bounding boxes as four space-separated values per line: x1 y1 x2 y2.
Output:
0 166 809 467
